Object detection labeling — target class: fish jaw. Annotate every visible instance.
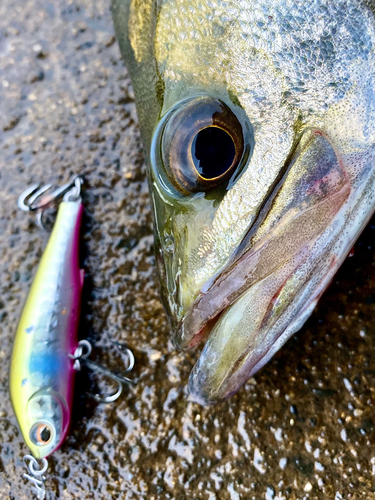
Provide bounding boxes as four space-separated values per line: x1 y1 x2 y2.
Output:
186 179 370 406
175 130 347 345
176 129 375 405
152 123 375 406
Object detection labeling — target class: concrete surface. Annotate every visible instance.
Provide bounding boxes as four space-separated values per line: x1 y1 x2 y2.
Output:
1 1 375 499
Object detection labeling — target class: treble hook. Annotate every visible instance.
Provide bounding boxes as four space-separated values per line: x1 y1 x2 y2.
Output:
17 175 83 230
70 340 136 404
22 455 48 500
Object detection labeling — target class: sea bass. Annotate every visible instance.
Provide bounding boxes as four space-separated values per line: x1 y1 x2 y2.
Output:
112 0 375 405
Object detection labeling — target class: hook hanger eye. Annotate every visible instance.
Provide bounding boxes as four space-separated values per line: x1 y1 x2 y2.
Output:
22 454 48 500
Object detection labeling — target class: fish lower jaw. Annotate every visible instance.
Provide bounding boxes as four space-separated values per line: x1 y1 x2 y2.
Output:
187 296 319 407
185 239 353 407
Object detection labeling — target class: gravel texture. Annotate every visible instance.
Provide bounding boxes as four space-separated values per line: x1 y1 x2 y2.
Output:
1 1 375 499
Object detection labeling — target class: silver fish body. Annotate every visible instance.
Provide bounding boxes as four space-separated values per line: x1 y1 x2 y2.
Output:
112 0 375 404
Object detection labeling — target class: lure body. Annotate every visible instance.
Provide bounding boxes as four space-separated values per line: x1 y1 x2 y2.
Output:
10 200 83 459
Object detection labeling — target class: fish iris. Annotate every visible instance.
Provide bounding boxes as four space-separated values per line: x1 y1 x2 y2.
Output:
156 96 253 195
192 127 236 179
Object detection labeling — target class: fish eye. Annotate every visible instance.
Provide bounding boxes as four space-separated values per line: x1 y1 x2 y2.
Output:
159 97 247 194
30 422 54 446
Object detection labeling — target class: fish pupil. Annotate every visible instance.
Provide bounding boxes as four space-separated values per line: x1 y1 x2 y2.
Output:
40 426 51 442
191 127 235 179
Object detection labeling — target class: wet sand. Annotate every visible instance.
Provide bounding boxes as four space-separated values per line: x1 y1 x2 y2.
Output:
1 1 375 498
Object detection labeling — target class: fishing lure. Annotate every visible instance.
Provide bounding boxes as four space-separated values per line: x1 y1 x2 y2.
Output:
10 176 135 499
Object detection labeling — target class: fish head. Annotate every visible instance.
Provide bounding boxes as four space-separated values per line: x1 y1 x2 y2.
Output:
24 390 69 459
112 0 375 404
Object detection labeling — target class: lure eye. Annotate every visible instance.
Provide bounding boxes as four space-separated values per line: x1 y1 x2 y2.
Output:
30 422 54 446
160 97 247 194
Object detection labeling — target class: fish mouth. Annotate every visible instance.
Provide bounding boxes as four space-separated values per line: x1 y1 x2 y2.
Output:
176 184 350 349
173 130 352 405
